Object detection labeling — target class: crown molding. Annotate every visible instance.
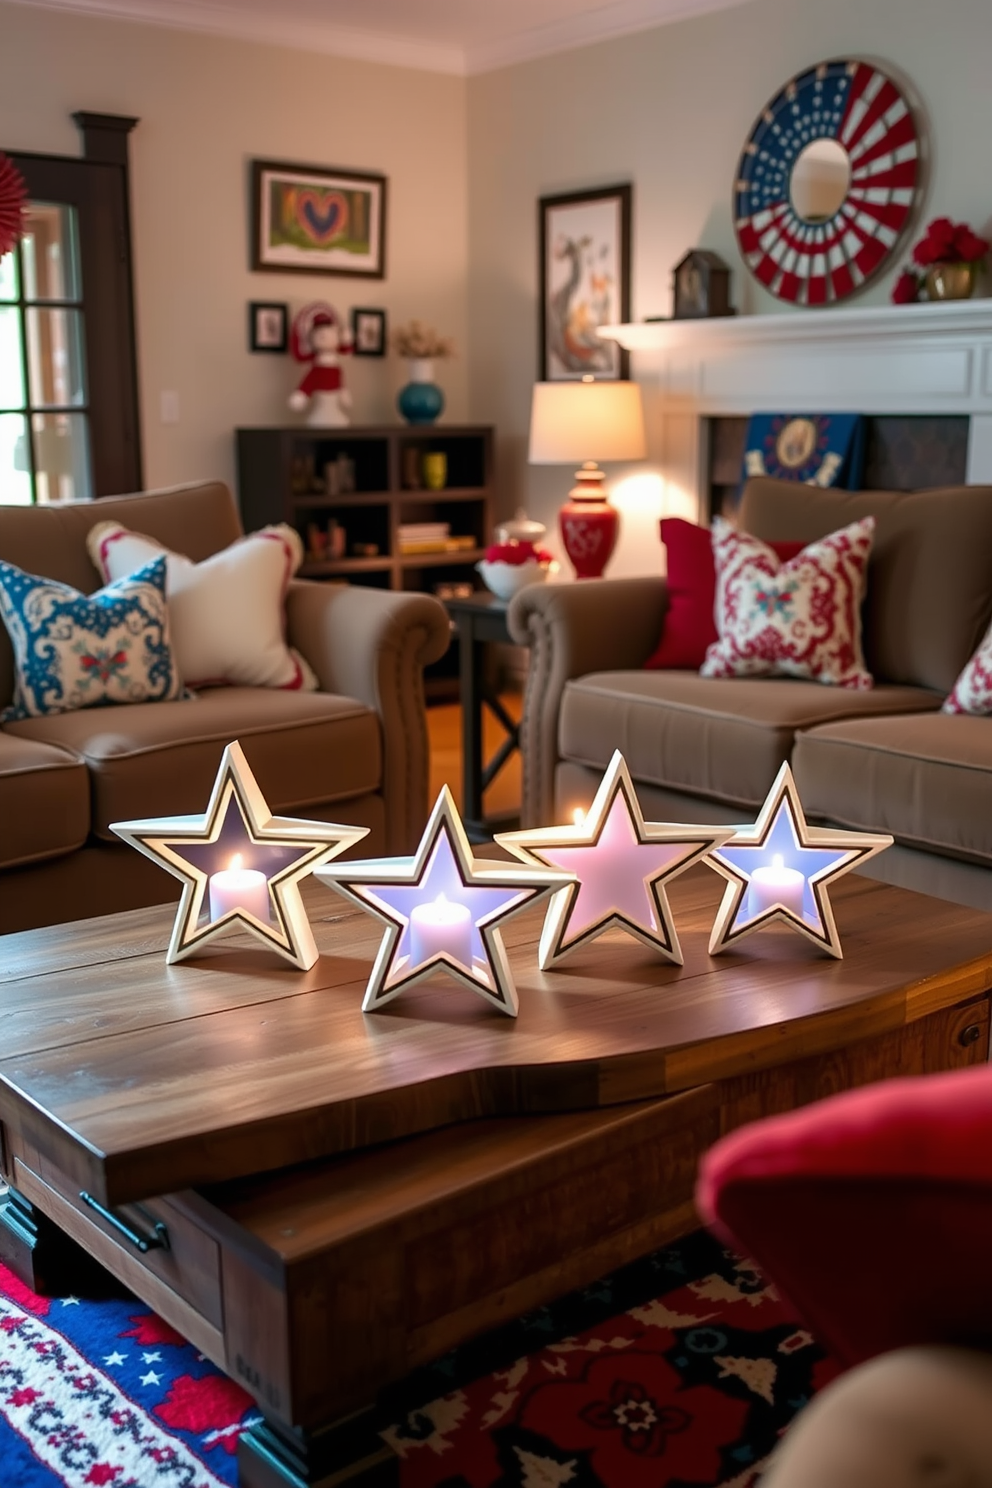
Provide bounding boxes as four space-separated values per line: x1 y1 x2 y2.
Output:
3 0 466 74
6 0 757 76
462 0 756 73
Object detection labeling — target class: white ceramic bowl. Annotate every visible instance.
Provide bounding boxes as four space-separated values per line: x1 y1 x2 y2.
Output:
476 558 548 601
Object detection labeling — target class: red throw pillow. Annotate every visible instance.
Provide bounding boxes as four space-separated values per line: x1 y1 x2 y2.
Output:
645 519 803 670
697 1065 992 1367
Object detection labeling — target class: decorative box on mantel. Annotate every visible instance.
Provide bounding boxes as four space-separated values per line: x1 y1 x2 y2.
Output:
599 299 992 516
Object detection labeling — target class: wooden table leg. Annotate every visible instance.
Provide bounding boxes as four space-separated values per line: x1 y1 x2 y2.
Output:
0 1185 123 1297
458 612 487 838
238 1409 398 1488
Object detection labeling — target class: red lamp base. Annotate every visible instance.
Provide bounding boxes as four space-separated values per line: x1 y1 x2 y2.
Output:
559 461 619 579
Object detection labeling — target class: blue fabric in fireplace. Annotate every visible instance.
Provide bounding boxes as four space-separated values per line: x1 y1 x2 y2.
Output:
742 413 866 493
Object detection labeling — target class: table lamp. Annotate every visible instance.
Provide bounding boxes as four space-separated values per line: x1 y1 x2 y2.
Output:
528 376 646 578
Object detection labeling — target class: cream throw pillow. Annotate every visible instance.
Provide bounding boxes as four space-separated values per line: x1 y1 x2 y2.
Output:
87 522 317 691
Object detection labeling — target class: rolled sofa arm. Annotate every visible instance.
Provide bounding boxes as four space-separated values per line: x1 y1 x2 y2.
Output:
285 581 451 853
508 576 669 827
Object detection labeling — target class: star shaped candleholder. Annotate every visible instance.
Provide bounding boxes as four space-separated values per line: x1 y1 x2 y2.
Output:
707 761 892 959
111 740 369 969
496 750 735 969
315 787 570 1016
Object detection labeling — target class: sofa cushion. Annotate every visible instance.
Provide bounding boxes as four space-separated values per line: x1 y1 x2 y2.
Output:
644 518 804 670
739 479 992 694
89 521 318 692
6 686 381 841
559 671 942 809
0 556 185 720
701 516 875 689
0 482 243 712
0 731 89 869
793 712 992 866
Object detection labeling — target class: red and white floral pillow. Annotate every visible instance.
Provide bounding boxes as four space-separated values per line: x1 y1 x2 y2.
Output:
943 618 992 714
87 522 317 691
700 516 876 690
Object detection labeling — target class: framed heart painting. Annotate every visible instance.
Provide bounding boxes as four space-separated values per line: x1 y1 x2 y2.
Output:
251 159 387 278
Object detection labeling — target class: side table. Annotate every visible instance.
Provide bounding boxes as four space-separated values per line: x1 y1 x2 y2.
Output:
444 591 522 841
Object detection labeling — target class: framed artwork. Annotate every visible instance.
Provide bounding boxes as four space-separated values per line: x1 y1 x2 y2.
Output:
351 306 387 357
248 301 288 353
539 184 631 381
251 159 387 279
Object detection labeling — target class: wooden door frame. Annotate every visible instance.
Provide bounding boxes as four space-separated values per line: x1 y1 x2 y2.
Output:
7 112 142 496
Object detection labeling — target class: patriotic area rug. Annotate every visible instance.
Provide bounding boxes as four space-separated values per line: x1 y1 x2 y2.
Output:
0 1229 839 1488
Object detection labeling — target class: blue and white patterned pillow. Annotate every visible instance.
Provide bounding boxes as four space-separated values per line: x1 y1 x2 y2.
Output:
0 556 185 720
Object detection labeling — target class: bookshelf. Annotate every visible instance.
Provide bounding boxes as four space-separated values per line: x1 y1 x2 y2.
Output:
235 425 494 597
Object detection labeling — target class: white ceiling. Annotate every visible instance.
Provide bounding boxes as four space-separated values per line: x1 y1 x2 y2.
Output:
11 0 756 74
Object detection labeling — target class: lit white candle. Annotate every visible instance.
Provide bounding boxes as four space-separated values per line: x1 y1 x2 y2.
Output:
409 893 473 967
208 852 270 924
748 853 805 918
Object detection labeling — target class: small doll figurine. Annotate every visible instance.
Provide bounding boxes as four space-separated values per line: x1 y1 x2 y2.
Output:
288 302 353 427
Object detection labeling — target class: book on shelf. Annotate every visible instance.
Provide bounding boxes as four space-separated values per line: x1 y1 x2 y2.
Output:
398 535 477 556
398 522 450 541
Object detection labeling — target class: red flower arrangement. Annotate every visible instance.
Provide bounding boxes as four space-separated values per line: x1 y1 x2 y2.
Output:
912 217 989 268
0 153 27 260
484 539 552 566
890 217 989 304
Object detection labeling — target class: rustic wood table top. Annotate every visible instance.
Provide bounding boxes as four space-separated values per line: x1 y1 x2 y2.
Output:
1 868 990 1206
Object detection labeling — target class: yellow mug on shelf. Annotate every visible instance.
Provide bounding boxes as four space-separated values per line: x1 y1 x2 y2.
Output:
422 452 447 491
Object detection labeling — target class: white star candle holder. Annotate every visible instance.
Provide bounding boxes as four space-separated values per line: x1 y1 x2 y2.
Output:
315 786 569 1016
707 761 893 959
111 740 368 969
497 750 735 969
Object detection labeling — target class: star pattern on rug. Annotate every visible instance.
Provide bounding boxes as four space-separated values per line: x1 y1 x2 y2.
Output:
317 786 568 1016
707 761 892 958
112 740 368 969
498 750 733 968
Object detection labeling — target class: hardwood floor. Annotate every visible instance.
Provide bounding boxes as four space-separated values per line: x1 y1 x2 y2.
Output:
427 692 522 819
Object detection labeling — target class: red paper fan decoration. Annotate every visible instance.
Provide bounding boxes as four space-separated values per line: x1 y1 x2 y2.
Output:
0 153 27 259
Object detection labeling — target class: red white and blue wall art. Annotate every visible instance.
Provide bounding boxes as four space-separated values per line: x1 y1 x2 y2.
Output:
734 60 922 306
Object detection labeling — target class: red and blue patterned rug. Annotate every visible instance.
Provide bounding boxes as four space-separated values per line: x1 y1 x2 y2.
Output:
0 1230 838 1487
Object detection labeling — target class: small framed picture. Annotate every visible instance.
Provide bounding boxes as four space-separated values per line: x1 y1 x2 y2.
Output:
351 307 387 357
251 159 387 278
538 183 631 381
249 301 288 353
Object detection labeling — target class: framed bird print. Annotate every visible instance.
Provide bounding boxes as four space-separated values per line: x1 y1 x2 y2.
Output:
538 184 631 381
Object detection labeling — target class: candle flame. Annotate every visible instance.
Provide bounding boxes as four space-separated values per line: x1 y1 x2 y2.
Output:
434 893 448 907
772 854 784 870
229 853 243 873
573 808 586 827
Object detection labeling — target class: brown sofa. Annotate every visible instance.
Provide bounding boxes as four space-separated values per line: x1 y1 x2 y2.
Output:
510 478 992 911
0 481 450 933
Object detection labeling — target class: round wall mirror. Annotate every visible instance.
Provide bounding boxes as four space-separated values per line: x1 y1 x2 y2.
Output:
733 59 923 305
790 139 852 223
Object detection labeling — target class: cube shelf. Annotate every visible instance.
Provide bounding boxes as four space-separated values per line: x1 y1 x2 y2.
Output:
235 425 494 594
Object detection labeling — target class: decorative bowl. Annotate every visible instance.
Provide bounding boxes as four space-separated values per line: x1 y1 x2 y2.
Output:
476 558 548 601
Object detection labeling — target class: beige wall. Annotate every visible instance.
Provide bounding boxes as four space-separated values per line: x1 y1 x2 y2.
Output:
0 2 469 493
467 0 992 573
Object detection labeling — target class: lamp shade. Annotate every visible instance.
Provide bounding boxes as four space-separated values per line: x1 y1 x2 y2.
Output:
528 380 646 465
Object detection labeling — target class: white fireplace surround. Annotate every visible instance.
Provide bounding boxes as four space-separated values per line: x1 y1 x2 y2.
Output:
600 298 992 515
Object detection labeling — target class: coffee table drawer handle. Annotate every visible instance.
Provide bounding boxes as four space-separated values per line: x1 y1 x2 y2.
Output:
959 1023 984 1048
79 1192 169 1253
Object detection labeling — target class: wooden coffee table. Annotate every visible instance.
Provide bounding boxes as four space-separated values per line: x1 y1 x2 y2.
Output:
0 869 989 1487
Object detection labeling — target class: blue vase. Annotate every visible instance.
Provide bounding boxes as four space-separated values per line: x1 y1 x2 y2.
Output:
397 359 445 425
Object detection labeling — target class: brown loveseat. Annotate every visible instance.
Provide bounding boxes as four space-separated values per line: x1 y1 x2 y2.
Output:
510 478 992 911
0 481 450 933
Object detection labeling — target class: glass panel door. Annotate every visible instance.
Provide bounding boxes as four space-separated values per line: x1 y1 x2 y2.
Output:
0 201 93 504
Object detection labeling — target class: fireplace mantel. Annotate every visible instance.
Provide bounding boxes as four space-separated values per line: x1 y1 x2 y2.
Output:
599 298 992 505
